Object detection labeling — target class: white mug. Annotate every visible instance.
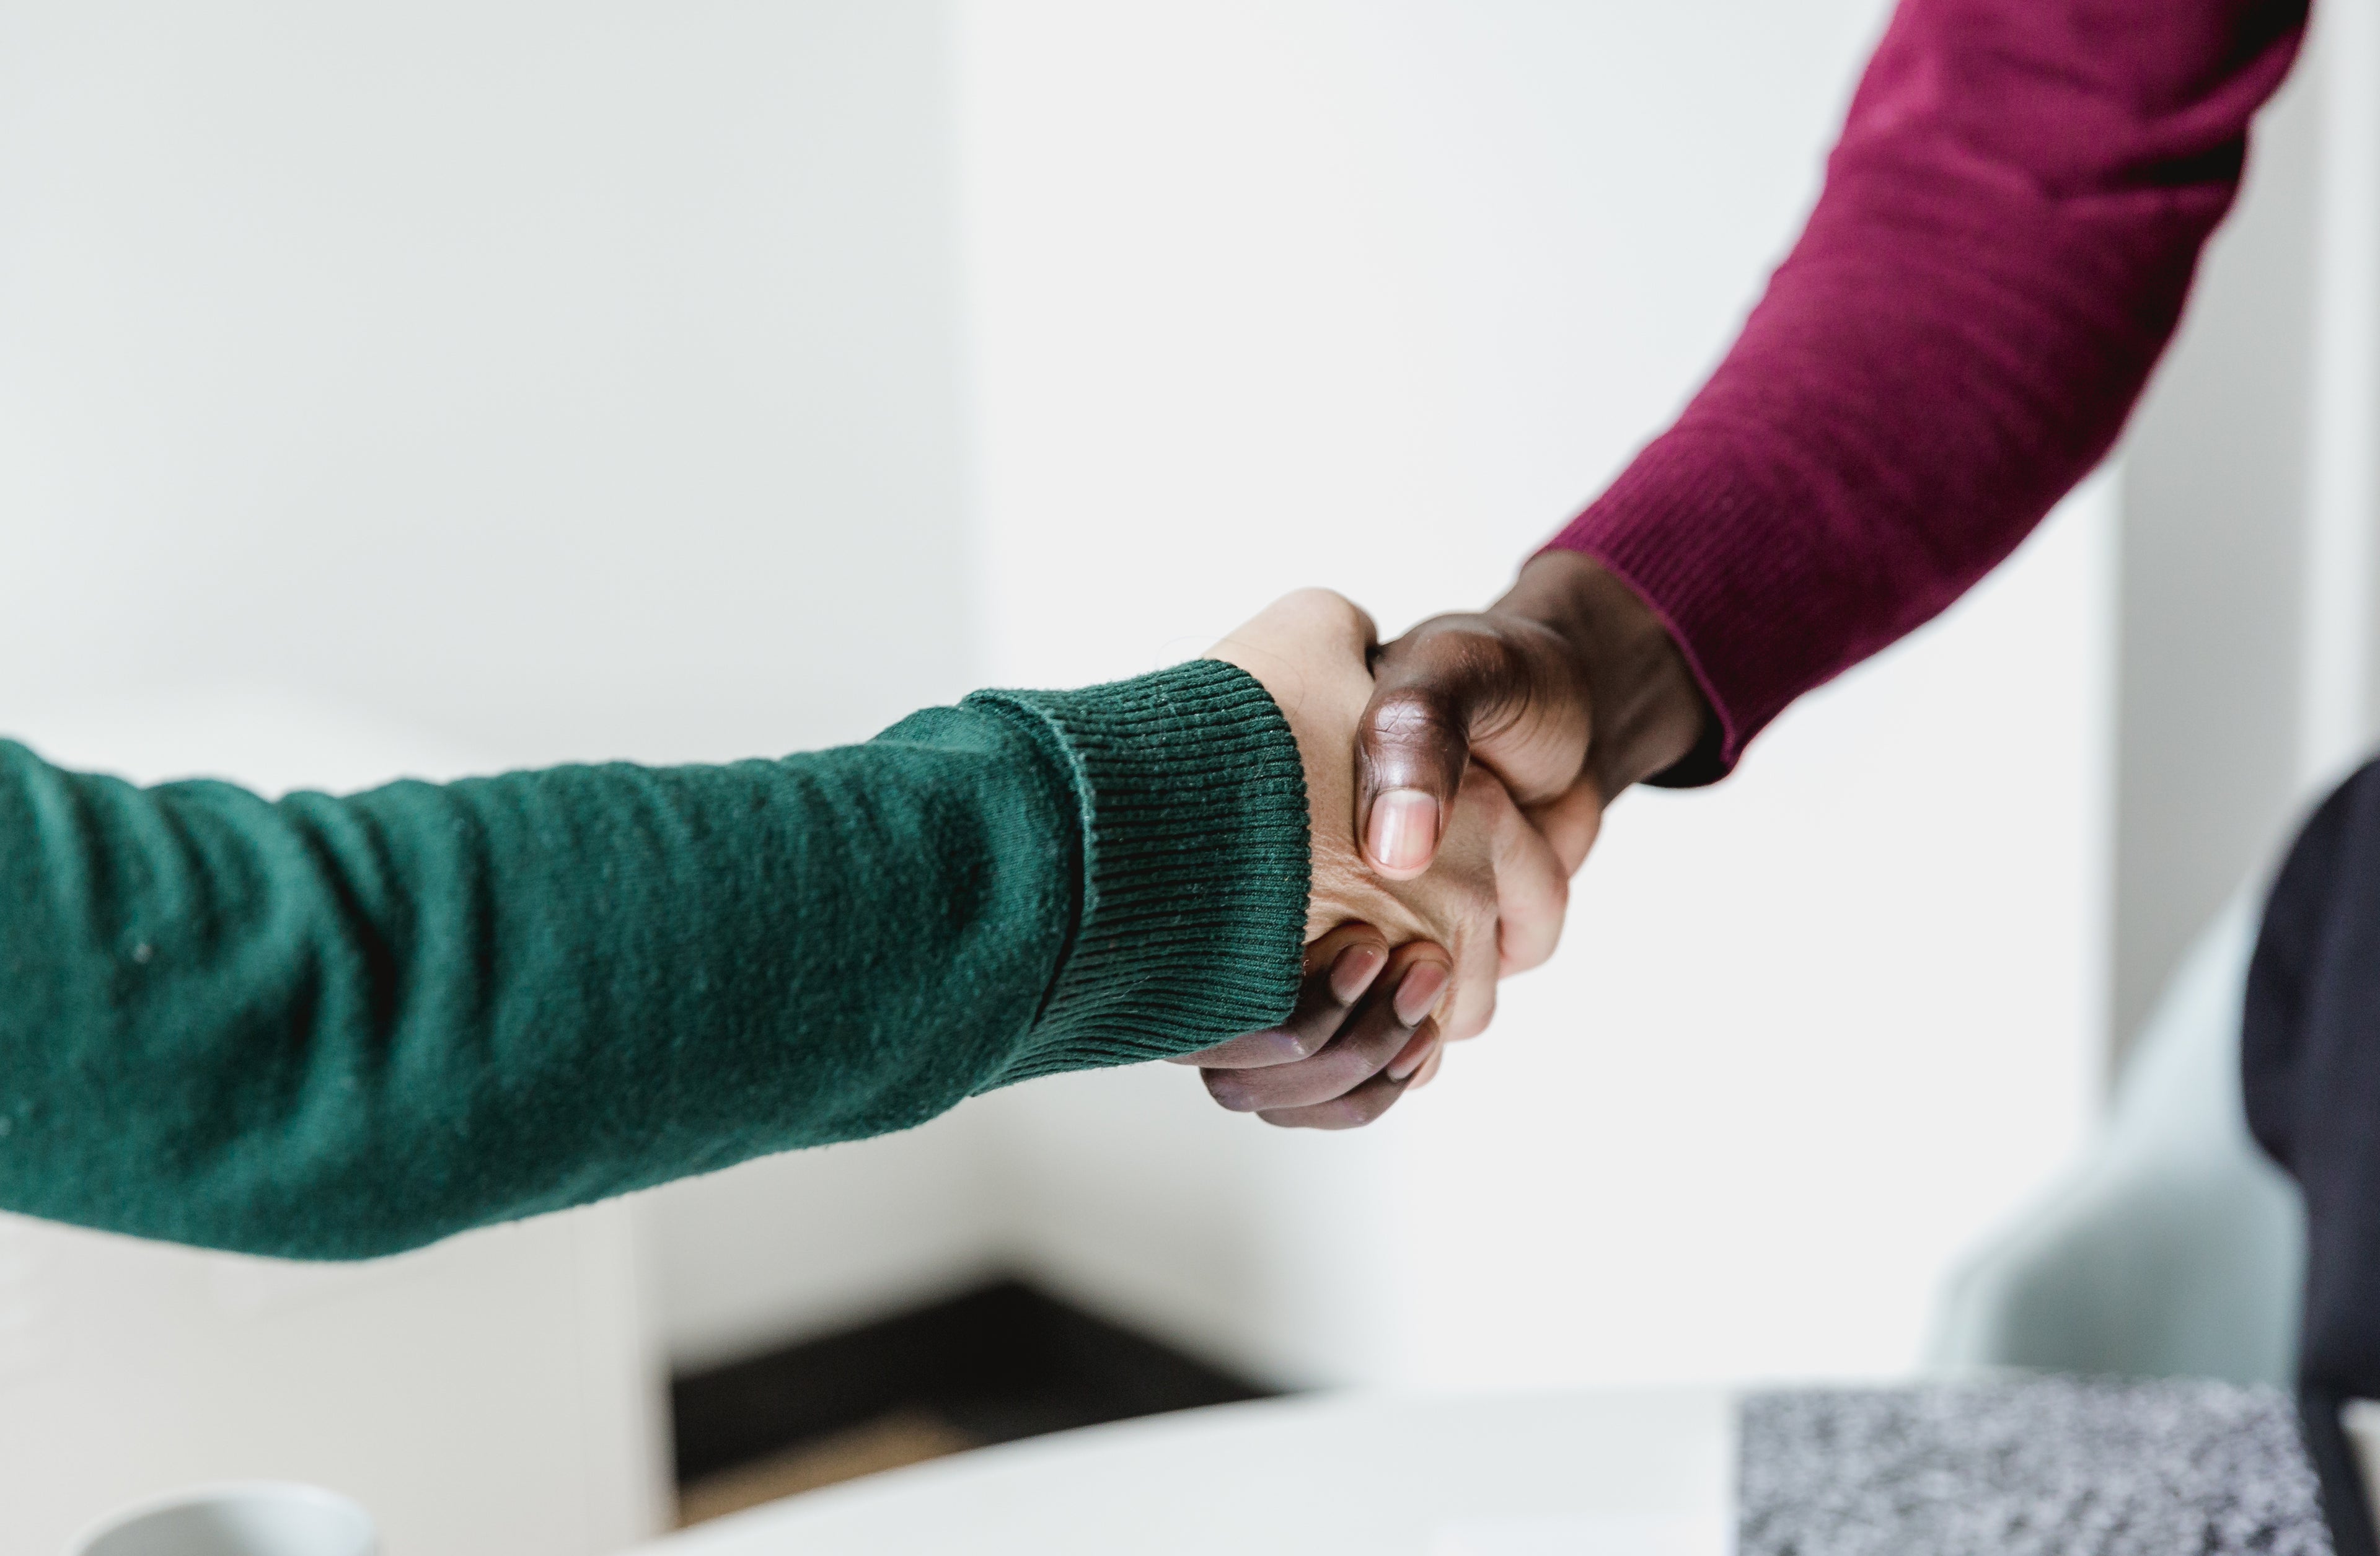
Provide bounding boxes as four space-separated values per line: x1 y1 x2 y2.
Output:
66 1483 376 1556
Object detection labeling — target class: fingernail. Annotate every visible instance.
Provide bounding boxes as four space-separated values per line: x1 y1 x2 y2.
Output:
1368 789 1439 872
1393 962 1449 1027
1329 943 1388 1004
1386 1030 1435 1081
1205 1075 1259 1112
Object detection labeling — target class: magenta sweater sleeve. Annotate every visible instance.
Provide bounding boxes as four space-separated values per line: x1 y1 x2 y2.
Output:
1549 0 2308 777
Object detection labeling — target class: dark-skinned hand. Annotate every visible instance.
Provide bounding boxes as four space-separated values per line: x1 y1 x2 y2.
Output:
1357 548 1712 884
1205 589 1571 1051
1169 923 1450 1130
1179 551 1714 1128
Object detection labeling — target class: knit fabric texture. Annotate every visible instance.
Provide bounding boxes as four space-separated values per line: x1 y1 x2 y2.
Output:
1545 0 2309 781
0 658 1307 1260
1739 1378 2332 1556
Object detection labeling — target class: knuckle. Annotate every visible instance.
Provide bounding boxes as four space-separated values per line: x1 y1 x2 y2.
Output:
1505 886 1568 962
1279 1026 1332 1062
1445 998 1494 1044
1501 934 1551 977
1282 587 1375 648
1365 690 1465 755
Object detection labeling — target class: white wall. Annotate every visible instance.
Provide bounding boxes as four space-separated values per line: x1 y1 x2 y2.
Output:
0 1 974 769
954 0 2107 1387
0 0 994 1519
12 0 2361 1524
2301 0 2380 783
2115 31 2322 1050
2113 0 2380 1048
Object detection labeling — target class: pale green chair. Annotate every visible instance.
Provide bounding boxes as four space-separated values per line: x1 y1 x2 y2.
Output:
1929 897 2306 1386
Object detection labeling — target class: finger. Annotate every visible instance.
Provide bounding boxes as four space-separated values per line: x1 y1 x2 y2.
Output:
1355 628 1521 880
1490 778 1570 977
1437 887 1501 1044
1202 945 1449 1113
1204 955 1445 1112
1254 985 1445 1131
1171 924 1390 1068
1257 1063 1417 1130
1527 778 1605 878
1206 588 1380 706
1385 1022 1437 1082
1357 617 1592 882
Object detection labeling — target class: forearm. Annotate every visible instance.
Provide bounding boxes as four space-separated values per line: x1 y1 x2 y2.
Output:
1548 0 2307 773
0 662 1308 1259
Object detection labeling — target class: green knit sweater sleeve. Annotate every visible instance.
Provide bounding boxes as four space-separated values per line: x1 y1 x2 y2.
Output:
0 659 1308 1259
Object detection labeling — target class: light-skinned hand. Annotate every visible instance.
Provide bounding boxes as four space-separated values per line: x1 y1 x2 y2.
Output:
1178 588 1567 1125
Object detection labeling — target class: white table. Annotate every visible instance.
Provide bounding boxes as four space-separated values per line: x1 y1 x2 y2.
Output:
632 1388 1734 1556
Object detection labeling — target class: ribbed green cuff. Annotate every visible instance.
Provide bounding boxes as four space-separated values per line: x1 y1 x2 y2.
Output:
965 659 1310 1088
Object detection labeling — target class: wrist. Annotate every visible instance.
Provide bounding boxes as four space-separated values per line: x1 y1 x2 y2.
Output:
966 660 1310 1081
1496 550 1712 795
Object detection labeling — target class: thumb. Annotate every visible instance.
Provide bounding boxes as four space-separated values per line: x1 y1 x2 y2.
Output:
1357 661 1474 880
1357 615 1593 879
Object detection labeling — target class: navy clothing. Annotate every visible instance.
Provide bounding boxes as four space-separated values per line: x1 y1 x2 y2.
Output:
2246 757 2380 1556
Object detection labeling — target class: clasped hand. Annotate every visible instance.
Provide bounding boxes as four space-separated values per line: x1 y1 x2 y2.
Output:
1173 587 1574 1127
1179 565 1707 1127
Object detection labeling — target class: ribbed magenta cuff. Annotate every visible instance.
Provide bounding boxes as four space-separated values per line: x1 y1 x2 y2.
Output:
964 659 1310 1086
1543 429 1837 785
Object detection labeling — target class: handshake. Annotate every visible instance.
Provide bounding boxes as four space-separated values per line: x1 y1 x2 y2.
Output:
1174 556 1710 1129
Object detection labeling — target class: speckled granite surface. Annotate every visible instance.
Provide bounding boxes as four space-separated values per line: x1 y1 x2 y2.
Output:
1739 1376 2332 1556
